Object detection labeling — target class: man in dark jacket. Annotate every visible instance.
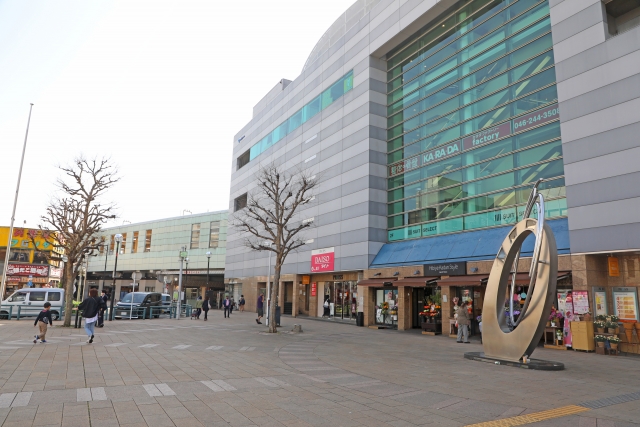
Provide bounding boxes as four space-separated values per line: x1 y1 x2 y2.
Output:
223 297 231 318
79 289 107 343
97 290 109 327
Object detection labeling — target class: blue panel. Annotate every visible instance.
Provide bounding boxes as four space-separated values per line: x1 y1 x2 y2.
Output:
370 218 570 267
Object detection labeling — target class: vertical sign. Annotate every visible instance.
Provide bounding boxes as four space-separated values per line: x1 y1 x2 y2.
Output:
613 287 639 321
593 287 608 317
311 282 317 297
311 247 335 272
608 257 620 276
572 291 589 314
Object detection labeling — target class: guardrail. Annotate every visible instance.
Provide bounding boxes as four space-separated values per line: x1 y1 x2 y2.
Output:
0 305 66 321
0 303 195 322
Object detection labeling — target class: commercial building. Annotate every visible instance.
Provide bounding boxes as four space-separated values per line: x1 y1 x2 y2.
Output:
227 0 640 342
0 227 63 298
86 211 227 307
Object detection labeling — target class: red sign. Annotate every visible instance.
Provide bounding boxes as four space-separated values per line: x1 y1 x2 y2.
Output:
512 103 559 133
311 282 317 297
462 122 512 150
7 264 49 277
311 248 334 272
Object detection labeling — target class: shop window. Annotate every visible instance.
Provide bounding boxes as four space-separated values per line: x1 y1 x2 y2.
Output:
144 286 155 292
109 235 115 254
237 150 250 170
190 224 200 249
120 233 127 254
8 250 30 263
375 289 399 326
144 230 152 252
628 259 636 278
604 0 640 36
33 251 48 265
234 193 247 211
209 221 220 248
131 231 139 254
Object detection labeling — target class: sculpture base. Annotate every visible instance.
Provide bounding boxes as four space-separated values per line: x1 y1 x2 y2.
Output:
464 352 564 371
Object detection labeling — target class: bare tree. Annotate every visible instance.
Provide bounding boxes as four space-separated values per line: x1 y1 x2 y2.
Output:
233 164 317 333
38 156 119 327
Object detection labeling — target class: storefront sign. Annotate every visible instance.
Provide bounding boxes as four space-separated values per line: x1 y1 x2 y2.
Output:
7 264 49 277
593 287 608 317
301 275 310 285
613 287 639 321
388 141 461 177
333 275 343 280
424 261 466 276
572 291 589 314
311 282 317 296
462 122 512 150
49 267 62 278
311 247 335 273
608 257 620 276
512 103 559 133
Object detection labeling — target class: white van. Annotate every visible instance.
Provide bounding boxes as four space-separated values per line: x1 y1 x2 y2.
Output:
0 288 65 320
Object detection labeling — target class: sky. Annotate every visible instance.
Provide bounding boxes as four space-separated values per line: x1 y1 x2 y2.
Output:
0 0 352 229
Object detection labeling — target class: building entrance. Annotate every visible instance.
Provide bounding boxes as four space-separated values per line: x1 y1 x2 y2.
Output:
328 281 357 320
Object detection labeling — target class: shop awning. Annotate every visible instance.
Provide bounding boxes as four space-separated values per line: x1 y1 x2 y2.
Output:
437 275 489 286
357 278 397 287
395 277 439 287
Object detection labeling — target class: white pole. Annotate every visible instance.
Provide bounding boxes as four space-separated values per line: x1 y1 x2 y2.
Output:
177 248 183 319
266 249 271 326
130 272 137 320
0 104 34 302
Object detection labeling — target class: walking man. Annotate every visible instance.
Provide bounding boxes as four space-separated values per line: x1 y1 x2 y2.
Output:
256 293 264 325
223 296 231 318
79 289 107 344
98 289 109 327
454 297 471 344
239 295 245 312
202 296 210 321
33 302 53 343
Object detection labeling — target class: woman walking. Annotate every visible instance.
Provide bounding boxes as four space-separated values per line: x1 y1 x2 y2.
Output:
78 289 107 344
195 296 203 320
202 296 210 321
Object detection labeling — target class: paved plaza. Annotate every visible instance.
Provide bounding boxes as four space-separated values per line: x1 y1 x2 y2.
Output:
0 313 636 426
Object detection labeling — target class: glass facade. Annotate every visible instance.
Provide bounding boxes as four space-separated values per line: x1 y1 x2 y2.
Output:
385 0 565 242
239 70 354 168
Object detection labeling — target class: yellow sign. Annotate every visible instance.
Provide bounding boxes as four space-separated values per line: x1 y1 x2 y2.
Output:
302 275 310 285
608 257 620 277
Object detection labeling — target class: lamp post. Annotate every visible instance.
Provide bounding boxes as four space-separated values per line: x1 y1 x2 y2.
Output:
263 241 272 326
177 247 187 319
101 243 108 294
109 234 123 321
206 251 211 288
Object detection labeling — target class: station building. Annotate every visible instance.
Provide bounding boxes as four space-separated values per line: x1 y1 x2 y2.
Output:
227 0 640 338
86 211 228 307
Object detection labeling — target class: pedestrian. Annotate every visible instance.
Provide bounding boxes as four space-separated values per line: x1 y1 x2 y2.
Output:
323 297 330 317
195 296 203 320
33 302 53 343
256 293 264 324
97 289 109 327
229 297 234 315
454 298 471 344
223 296 231 318
239 295 245 312
78 288 107 344
202 296 210 321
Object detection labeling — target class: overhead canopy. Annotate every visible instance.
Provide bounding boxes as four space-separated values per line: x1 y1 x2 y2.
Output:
357 278 397 287
395 277 439 287
437 275 489 286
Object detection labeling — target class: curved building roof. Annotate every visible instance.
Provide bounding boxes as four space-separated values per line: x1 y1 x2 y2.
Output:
302 0 382 72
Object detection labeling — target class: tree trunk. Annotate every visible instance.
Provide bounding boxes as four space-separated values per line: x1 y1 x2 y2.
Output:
62 262 75 327
269 264 281 333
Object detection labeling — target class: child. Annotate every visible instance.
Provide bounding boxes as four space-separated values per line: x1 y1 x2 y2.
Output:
34 302 53 343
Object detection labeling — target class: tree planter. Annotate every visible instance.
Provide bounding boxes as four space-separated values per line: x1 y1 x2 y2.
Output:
421 320 442 335
597 341 605 348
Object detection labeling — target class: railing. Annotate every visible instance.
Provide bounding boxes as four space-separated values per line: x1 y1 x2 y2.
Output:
0 305 66 321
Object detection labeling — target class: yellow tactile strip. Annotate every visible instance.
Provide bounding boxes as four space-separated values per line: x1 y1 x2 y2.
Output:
465 405 590 427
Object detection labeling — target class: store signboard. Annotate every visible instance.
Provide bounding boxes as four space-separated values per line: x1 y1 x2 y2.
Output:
593 287 608 317
424 261 466 276
462 122 512 150
49 267 62 278
7 264 49 277
572 291 589 314
301 275 310 285
311 282 317 297
608 257 620 276
512 103 560 132
387 140 461 177
311 247 334 273
613 287 639 321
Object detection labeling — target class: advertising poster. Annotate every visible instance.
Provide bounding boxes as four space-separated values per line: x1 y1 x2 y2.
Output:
594 290 607 317
613 289 639 321
572 291 589 314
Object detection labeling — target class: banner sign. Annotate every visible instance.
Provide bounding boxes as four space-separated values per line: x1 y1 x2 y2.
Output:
49 267 62 278
7 264 50 277
311 282 317 297
388 104 559 177
311 247 334 273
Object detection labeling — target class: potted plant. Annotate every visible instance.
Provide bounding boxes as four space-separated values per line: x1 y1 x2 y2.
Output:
594 320 606 334
594 335 607 348
606 321 618 334
608 336 621 351
608 315 619 322
596 314 607 322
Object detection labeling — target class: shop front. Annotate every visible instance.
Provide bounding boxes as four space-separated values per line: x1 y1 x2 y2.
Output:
438 275 488 338
394 277 440 332
358 277 398 328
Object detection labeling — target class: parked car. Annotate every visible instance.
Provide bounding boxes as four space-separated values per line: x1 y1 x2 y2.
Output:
161 293 172 314
114 292 162 319
0 288 64 320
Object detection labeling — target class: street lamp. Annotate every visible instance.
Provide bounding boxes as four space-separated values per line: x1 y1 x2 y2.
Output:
206 251 211 288
109 234 123 321
263 241 272 326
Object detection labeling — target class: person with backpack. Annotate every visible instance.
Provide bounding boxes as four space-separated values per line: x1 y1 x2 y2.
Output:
33 302 53 343
78 288 107 344
202 296 210 321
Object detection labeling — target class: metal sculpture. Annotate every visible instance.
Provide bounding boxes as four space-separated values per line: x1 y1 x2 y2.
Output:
481 179 558 362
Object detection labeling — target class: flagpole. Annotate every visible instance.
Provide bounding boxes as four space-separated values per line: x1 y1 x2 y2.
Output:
0 104 34 303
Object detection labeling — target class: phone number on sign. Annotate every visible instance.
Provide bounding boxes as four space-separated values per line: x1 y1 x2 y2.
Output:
513 105 560 131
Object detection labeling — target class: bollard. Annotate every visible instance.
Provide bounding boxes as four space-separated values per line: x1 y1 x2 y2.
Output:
292 324 303 333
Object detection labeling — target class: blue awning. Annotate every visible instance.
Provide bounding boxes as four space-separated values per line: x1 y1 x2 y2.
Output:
371 218 569 268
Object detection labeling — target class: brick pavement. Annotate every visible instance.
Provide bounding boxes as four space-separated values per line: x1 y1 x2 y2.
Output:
0 312 636 426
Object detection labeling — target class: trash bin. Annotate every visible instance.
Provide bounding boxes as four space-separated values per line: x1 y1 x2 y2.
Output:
356 312 364 327
275 306 281 326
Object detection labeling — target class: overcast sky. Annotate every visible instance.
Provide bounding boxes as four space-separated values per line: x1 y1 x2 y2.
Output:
0 0 352 229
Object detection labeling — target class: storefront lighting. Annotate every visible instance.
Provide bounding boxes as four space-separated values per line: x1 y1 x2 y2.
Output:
413 270 420 275
393 272 400 276
373 272 381 277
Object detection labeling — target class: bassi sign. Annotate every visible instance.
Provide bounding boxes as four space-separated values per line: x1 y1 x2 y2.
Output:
424 262 467 276
311 247 334 273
